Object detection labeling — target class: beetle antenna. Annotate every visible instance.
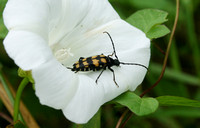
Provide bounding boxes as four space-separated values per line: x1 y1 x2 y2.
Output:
120 62 148 70
103 31 119 60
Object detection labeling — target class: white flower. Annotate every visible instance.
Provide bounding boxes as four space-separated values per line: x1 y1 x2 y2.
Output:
3 0 150 124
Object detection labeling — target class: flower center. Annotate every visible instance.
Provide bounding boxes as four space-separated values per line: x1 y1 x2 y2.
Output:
54 48 74 64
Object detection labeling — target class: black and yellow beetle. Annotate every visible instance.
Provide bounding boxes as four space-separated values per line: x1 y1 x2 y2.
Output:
67 32 147 87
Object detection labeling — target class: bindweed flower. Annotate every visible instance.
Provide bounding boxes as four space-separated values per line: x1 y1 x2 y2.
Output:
3 0 150 124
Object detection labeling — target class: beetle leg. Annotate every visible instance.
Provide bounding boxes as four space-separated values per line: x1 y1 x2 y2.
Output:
108 67 119 87
95 65 107 84
66 67 73 70
108 52 114 57
79 57 84 61
95 69 105 84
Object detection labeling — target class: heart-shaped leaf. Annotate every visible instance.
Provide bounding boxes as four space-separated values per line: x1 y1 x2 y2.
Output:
113 92 159 116
126 9 170 39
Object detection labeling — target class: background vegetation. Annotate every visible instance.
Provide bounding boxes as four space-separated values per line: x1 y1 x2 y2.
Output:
0 0 200 127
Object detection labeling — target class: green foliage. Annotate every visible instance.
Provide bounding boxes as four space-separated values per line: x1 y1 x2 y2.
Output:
128 0 174 11
0 17 8 39
113 92 159 116
150 63 200 86
0 0 8 39
0 0 200 127
157 96 200 107
78 109 101 128
18 68 34 84
126 9 170 39
6 121 27 128
146 25 170 40
0 62 2 70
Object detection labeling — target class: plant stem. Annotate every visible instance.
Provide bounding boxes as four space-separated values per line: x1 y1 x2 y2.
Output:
0 68 39 127
13 78 29 122
115 109 129 128
150 63 200 86
116 0 180 127
0 112 13 124
0 70 14 104
119 112 133 128
0 69 24 122
183 0 200 77
140 0 179 98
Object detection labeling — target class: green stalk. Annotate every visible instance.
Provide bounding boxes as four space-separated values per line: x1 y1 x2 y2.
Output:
0 70 14 104
169 42 189 97
150 63 200 86
183 0 200 77
0 67 25 123
13 77 29 122
140 0 180 97
117 0 180 127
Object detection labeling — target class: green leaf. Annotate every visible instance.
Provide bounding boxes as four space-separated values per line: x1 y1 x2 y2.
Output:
18 68 34 84
126 9 168 33
78 109 101 128
113 92 159 116
140 97 159 116
0 0 7 13
0 17 8 39
147 25 170 39
6 120 27 128
0 0 8 39
126 9 169 39
157 96 200 107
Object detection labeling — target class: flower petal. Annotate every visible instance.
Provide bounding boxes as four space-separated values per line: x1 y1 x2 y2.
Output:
3 0 150 124
61 20 150 123
62 75 104 123
32 58 79 109
49 0 120 46
3 0 58 39
3 30 53 70
63 65 148 123
60 20 150 65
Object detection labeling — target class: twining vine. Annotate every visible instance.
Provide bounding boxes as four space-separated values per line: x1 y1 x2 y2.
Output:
116 0 180 127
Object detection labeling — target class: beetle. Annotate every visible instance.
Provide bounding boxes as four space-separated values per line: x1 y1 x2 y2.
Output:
67 31 148 87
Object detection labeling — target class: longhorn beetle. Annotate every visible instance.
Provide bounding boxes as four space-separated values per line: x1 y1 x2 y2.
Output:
67 31 148 87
